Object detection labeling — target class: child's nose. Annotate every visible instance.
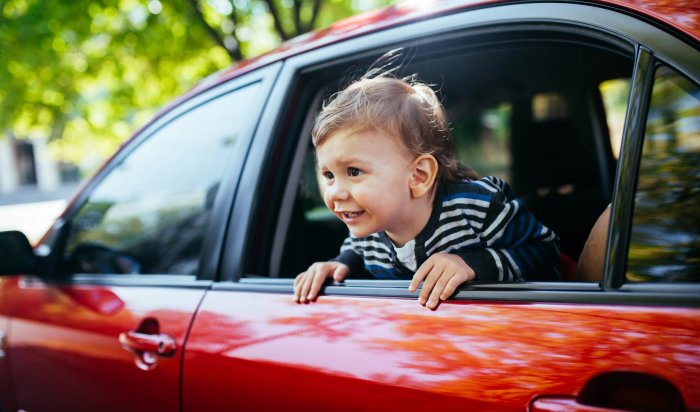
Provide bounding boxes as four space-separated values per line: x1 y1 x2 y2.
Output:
328 183 350 202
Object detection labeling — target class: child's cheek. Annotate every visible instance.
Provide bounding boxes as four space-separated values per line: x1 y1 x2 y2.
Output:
323 190 334 211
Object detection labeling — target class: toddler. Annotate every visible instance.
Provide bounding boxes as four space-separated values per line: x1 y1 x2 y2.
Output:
294 76 559 309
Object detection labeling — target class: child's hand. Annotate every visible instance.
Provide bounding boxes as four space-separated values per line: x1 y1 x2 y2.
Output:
409 253 475 309
294 261 349 303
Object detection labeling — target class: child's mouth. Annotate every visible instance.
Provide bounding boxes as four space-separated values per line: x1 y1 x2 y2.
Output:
342 211 364 220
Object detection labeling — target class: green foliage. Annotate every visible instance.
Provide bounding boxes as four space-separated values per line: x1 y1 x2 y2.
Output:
0 0 394 169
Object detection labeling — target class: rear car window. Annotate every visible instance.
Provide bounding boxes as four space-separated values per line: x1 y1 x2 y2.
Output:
627 64 700 283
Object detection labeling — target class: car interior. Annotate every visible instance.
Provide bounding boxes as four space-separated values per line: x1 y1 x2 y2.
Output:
258 28 635 281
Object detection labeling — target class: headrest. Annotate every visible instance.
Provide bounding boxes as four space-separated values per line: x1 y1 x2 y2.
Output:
514 119 595 194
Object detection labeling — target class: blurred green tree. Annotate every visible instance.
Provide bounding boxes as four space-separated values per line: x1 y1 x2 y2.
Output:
0 0 392 169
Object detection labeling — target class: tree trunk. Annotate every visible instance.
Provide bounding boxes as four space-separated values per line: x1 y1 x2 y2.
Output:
186 0 243 61
262 0 290 41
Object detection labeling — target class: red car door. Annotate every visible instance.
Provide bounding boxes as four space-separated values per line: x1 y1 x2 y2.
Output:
183 286 699 411
5 276 206 411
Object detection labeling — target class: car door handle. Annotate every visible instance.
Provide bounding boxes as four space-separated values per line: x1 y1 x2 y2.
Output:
530 397 617 411
119 330 177 357
532 373 686 412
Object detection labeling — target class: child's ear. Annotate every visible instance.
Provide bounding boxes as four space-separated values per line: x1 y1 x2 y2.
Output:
409 154 438 198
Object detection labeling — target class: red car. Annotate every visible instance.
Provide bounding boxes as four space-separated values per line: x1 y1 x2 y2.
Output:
1 0 699 410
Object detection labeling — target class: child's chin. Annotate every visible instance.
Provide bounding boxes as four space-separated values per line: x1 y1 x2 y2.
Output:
348 227 375 239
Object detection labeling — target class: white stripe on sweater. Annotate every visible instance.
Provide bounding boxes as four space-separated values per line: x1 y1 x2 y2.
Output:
427 230 480 255
503 250 522 281
443 197 491 210
483 201 518 245
472 179 499 192
487 249 504 281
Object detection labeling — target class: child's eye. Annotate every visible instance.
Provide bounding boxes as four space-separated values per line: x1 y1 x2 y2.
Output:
322 171 334 180
347 167 362 177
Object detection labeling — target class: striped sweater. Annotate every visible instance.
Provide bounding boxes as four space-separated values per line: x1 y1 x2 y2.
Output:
335 176 560 281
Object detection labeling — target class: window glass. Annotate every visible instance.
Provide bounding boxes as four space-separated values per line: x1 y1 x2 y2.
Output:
600 78 630 159
64 83 261 275
628 65 700 282
452 102 512 181
532 93 568 121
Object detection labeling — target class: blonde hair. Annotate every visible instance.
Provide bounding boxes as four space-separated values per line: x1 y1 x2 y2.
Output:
312 76 477 188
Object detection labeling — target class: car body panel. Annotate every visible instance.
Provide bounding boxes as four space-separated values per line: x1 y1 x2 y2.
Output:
2 276 207 412
184 289 700 410
0 280 16 411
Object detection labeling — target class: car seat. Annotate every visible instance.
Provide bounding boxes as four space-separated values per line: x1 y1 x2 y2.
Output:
512 119 608 267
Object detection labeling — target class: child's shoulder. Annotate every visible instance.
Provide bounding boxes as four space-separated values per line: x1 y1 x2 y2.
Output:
445 176 509 196
441 176 518 214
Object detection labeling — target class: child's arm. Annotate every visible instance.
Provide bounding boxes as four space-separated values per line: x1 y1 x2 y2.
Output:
458 176 560 281
409 177 559 309
457 234 560 282
408 221 557 310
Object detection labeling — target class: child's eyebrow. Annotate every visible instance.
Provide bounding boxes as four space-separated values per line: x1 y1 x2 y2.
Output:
331 155 367 165
317 156 367 169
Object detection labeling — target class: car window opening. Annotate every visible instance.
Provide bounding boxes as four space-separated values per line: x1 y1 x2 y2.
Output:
269 33 634 284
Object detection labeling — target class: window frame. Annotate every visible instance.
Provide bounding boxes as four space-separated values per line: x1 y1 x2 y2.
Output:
41 62 283 285
609 50 700 292
605 46 655 290
222 2 700 306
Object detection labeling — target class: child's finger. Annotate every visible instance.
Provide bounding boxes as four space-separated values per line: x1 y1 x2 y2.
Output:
293 273 304 302
427 272 455 309
294 272 304 288
418 265 443 306
294 272 308 302
332 264 348 282
308 269 328 301
409 260 433 292
440 273 466 300
299 269 316 303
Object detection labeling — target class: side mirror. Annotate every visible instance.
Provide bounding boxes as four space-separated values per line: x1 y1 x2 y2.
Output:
0 230 37 275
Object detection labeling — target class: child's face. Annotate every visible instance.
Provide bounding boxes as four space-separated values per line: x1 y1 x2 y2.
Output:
316 128 419 243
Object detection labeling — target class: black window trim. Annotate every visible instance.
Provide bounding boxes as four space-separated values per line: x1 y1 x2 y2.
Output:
607 48 700 295
66 274 214 289
217 278 700 307
605 46 655 290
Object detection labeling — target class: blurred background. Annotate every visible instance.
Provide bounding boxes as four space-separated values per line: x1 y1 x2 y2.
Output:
0 0 396 243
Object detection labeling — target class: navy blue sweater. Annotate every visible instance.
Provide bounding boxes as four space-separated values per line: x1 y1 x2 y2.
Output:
335 176 560 281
